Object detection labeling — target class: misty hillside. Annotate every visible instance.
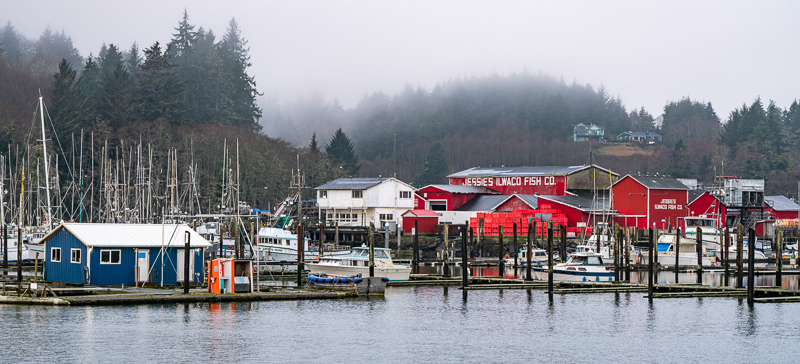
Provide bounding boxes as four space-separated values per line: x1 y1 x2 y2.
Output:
2 14 800 204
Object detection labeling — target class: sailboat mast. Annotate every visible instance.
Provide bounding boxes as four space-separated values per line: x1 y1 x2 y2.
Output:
38 96 53 229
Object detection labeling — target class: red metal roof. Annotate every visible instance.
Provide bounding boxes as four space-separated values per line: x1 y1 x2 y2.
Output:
402 209 440 217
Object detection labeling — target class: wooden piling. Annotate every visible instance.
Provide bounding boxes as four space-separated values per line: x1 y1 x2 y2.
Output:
478 218 484 257
184 231 190 294
724 227 730 286
525 221 533 281
17 227 21 285
513 222 518 268
461 222 468 289
547 222 553 293
369 223 375 278
625 227 631 282
648 227 654 298
3 225 6 268
297 223 304 286
747 228 755 305
560 225 567 264
595 224 600 256
675 227 681 284
736 223 744 288
319 223 325 258
615 225 620 281
443 223 450 277
498 225 504 274
776 227 783 286
653 223 658 265
413 219 419 275
696 227 702 284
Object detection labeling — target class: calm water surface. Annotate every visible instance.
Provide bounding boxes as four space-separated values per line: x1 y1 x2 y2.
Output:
1 285 798 363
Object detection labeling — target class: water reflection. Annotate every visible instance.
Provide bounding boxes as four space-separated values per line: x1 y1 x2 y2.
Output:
410 264 800 290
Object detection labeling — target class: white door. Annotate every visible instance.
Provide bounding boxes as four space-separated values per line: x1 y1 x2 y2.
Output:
176 249 195 282
137 250 149 283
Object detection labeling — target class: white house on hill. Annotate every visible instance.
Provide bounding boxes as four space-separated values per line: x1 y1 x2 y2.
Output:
315 177 415 229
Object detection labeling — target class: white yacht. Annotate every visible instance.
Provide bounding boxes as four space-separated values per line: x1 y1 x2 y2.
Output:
306 247 411 281
532 252 614 282
574 244 611 260
646 234 712 266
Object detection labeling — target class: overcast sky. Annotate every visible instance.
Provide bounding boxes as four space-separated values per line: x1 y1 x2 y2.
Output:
4 0 799 119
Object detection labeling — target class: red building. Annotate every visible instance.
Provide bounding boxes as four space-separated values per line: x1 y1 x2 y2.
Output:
415 185 500 211
687 190 727 228
611 175 689 230
401 210 440 234
764 195 799 220
536 195 609 229
447 165 617 196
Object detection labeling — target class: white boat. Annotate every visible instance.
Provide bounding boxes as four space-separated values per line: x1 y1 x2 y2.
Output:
0 239 33 262
257 227 349 271
532 252 614 282
503 247 553 266
574 244 611 260
306 247 411 281
683 216 723 252
650 234 712 266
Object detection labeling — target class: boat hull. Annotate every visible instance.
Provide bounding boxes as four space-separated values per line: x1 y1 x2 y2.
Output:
532 267 615 282
306 263 411 281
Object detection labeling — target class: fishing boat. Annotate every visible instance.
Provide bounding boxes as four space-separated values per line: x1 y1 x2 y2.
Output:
574 244 611 259
306 247 411 281
532 252 614 282
0 238 33 262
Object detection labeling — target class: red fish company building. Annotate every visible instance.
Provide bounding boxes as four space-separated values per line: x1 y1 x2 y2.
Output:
447 165 617 196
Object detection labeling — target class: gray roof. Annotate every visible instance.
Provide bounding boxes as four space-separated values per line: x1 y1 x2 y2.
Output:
448 164 618 178
516 195 539 209
42 223 212 248
455 195 513 212
765 195 799 211
315 177 390 190
537 195 609 211
626 175 689 190
422 184 500 194
619 131 662 137
454 194 538 212
687 190 707 204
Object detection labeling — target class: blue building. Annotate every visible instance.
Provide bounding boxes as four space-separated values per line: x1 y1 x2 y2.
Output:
42 223 211 286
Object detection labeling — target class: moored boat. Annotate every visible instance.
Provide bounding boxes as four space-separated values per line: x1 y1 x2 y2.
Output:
306 247 411 281
532 252 614 282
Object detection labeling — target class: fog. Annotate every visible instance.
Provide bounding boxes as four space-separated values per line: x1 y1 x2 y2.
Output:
4 0 800 119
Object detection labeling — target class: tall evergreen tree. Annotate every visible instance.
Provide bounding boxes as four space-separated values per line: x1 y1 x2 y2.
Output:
325 128 360 176
309 132 320 153
137 42 187 123
125 42 143 78
414 141 448 186
0 22 23 68
50 59 89 136
98 44 135 127
218 18 262 129
77 55 101 117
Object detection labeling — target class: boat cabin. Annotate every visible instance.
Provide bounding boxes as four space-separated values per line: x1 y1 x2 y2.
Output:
566 253 604 266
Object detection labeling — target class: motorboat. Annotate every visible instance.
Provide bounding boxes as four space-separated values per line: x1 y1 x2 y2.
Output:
306 247 411 281
503 247 556 266
574 244 611 260
532 252 614 282
650 233 712 266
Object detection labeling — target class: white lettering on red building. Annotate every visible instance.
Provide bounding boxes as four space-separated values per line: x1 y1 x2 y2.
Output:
653 198 682 210
463 176 555 187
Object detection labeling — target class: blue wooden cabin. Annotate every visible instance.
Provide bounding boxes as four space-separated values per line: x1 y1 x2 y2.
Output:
41 223 211 286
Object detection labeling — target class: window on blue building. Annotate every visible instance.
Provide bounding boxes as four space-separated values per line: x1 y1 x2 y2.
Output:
100 250 121 264
71 249 81 264
51 247 61 262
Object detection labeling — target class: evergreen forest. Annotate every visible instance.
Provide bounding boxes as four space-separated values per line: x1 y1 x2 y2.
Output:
1 12 799 224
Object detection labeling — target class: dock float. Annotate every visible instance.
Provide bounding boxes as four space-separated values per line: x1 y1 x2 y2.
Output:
0 291 357 306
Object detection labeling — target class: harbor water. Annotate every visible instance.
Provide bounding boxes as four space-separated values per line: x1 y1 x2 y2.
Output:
1 283 799 362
